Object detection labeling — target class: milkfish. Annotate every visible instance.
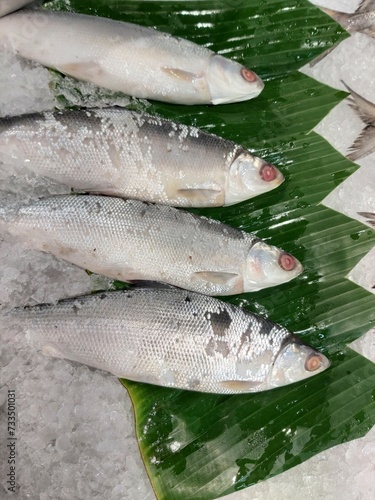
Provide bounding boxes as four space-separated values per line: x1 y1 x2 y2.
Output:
0 10 264 105
0 195 303 296
0 0 33 18
11 286 330 394
0 108 283 207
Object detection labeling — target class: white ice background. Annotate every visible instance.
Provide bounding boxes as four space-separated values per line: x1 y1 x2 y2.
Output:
0 0 374 499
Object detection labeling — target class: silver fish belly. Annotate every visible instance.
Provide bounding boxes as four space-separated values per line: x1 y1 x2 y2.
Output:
13 287 330 394
0 195 303 296
0 108 283 207
0 0 33 18
0 10 264 105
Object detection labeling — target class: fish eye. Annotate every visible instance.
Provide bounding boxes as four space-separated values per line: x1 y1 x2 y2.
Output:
260 164 277 182
305 353 323 372
278 252 296 271
241 67 257 82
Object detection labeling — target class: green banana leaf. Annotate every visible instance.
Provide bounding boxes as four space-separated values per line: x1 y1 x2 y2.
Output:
46 1 375 499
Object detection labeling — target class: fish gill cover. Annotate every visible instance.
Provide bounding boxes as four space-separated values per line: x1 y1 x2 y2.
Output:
45 0 375 498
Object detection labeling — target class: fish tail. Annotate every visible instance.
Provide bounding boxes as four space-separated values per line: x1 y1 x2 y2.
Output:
341 81 375 161
358 212 375 227
346 125 375 161
342 81 375 124
356 0 375 14
320 7 351 28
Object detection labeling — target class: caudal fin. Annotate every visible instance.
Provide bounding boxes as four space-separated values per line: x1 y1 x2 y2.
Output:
356 0 375 14
323 1 375 37
358 212 375 227
320 7 351 29
342 81 375 161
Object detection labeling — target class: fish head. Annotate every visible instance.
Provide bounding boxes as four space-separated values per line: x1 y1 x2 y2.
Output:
225 152 284 205
269 337 330 387
207 55 264 105
244 241 303 291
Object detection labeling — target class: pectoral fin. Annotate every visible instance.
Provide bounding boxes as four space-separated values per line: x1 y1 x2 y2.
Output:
56 61 104 81
42 344 65 358
220 380 263 392
193 271 239 286
177 188 222 203
162 67 200 82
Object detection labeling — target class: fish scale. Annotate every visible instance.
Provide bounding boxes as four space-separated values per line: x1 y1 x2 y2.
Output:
0 195 304 296
12 287 330 394
0 108 284 207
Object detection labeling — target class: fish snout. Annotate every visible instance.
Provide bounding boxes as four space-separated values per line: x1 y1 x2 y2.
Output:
225 153 284 205
244 242 303 292
269 338 330 388
207 54 264 105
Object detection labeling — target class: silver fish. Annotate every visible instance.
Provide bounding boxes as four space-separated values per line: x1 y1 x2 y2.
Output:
0 108 284 207
0 0 33 18
0 10 264 105
342 81 375 161
0 195 303 296
12 286 330 394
